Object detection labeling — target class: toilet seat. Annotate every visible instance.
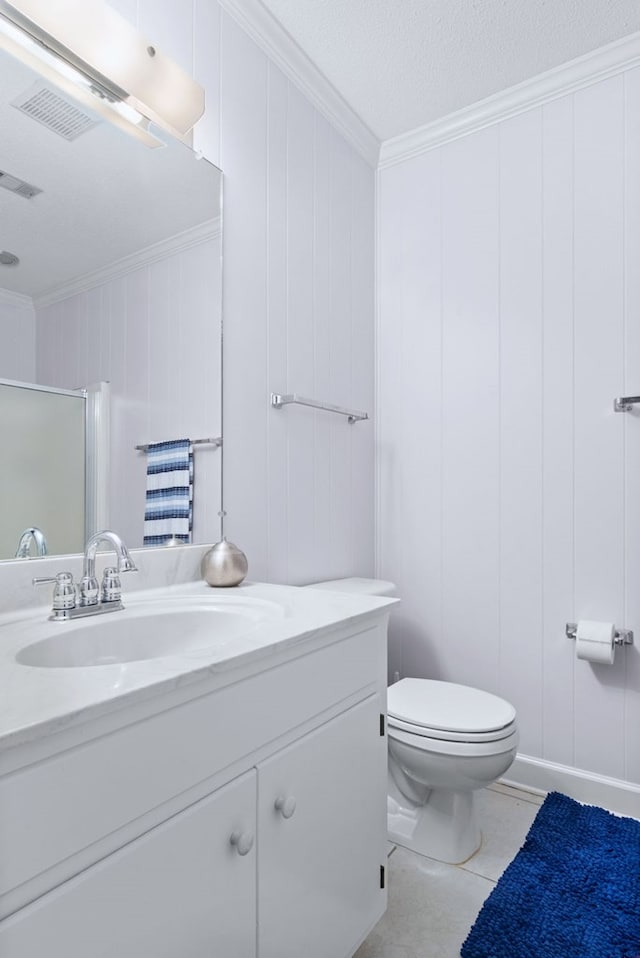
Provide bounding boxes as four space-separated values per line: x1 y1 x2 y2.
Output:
387 678 517 744
388 723 520 758
388 715 517 743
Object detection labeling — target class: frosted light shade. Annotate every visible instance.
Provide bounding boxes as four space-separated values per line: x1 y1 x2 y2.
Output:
0 0 204 139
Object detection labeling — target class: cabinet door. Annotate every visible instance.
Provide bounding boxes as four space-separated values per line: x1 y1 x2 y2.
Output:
258 694 386 958
0 769 257 958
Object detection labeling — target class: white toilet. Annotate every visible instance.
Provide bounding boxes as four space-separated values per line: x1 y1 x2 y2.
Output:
307 578 519 865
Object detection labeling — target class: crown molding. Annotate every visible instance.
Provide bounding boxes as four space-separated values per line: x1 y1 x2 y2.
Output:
217 0 380 168
0 287 33 310
34 218 221 309
380 31 640 168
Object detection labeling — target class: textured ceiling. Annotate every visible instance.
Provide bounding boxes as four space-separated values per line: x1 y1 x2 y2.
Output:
259 0 640 141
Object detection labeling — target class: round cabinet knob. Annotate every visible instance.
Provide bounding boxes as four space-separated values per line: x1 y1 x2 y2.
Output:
274 795 297 819
229 830 254 856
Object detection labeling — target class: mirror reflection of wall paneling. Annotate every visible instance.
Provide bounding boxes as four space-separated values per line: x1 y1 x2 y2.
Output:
0 45 223 561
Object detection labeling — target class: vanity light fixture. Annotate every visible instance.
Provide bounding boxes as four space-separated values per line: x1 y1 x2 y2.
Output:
0 250 19 266
0 0 205 148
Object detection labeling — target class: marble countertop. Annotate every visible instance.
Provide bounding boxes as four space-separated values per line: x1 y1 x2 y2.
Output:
0 579 397 753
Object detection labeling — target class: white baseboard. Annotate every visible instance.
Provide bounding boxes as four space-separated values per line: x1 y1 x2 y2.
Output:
502 754 640 819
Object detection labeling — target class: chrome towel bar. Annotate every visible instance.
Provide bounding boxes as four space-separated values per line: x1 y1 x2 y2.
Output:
565 623 634 646
270 393 368 424
614 396 640 412
135 437 222 452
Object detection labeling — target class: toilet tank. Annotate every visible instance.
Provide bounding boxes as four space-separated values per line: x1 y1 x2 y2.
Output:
307 578 399 686
305 577 397 598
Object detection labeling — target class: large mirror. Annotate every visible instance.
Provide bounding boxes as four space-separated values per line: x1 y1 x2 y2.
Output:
0 44 222 562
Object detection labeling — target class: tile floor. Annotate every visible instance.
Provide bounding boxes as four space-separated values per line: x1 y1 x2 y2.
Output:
355 783 545 958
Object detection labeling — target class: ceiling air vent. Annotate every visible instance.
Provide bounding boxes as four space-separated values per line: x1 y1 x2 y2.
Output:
11 82 100 142
0 168 41 200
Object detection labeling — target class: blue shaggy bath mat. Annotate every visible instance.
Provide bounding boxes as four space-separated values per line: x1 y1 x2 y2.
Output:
461 791 640 958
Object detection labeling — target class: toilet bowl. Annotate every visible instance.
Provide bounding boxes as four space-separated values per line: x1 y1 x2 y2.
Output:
387 677 518 863
306 577 519 865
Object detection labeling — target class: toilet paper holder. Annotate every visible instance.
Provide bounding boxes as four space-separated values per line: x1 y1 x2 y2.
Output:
565 623 634 646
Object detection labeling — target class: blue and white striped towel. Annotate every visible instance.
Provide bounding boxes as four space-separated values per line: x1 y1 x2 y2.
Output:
143 439 193 546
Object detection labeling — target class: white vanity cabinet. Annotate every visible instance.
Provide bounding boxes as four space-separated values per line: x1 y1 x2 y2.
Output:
259 693 385 958
0 616 389 958
0 769 258 958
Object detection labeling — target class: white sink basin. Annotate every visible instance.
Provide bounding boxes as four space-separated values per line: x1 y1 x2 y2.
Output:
16 597 283 668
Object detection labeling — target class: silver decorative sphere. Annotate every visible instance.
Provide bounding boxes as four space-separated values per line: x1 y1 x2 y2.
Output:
201 538 248 587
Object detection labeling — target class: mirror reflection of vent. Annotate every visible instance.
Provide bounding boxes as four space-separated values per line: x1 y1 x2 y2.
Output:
0 169 41 200
11 82 100 142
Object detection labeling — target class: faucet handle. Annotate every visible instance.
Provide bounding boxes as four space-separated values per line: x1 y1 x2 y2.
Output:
101 567 122 603
32 572 77 611
79 575 100 607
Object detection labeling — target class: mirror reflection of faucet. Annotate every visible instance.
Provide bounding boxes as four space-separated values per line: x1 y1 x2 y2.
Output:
32 530 138 622
15 527 48 558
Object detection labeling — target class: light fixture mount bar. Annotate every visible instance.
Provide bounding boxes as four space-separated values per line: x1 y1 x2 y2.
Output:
0 0 204 138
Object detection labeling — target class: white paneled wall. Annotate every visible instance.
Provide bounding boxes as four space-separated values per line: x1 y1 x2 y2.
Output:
36 236 222 549
220 16 375 584
105 0 375 584
0 297 35 382
378 68 640 786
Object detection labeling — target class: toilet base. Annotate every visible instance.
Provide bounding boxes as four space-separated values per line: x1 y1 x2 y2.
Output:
387 776 482 864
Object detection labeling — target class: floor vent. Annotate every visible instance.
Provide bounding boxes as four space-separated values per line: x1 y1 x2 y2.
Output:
11 82 99 141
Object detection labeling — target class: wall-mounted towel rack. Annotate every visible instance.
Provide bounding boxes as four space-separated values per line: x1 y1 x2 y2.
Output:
135 437 222 452
271 393 368 424
614 395 640 412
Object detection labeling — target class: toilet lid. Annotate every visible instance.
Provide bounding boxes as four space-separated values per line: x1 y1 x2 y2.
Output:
387 679 516 735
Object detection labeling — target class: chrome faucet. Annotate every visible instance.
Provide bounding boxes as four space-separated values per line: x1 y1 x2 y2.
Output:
33 530 137 622
15 526 48 558
80 530 137 607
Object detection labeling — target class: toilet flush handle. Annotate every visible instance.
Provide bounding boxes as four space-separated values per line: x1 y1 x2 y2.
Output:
274 795 297 819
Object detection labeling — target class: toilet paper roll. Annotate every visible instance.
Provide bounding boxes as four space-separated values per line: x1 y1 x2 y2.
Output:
575 620 616 665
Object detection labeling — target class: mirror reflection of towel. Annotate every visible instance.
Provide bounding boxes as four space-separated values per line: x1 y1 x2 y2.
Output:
143 439 193 546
